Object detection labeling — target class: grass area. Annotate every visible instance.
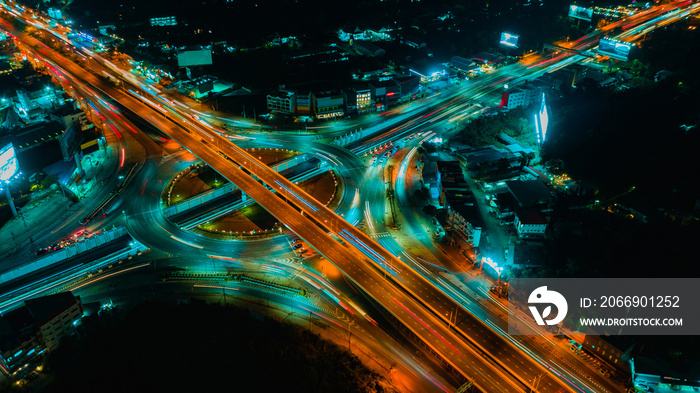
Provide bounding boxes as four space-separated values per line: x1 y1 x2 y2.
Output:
167 165 226 205
166 150 299 205
200 169 341 236
246 147 298 165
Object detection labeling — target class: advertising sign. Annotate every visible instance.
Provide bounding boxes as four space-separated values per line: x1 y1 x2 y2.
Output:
0 143 19 182
177 49 213 68
569 5 593 21
500 32 519 48
597 38 632 61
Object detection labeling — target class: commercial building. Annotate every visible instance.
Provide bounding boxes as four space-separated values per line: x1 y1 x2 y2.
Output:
25 292 83 351
450 56 481 74
50 101 88 131
312 91 345 119
500 84 543 110
295 92 313 116
369 79 400 111
514 208 548 238
393 75 421 98
352 84 373 113
471 52 503 65
266 90 296 115
353 41 386 57
421 160 441 200
463 146 520 172
0 292 83 378
150 16 177 27
437 160 483 247
505 179 551 207
8 120 66 173
572 334 632 383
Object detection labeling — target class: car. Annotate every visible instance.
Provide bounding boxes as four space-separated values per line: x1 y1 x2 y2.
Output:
293 239 304 244
36 248 49 256
293 244 303 250
298 248 307 254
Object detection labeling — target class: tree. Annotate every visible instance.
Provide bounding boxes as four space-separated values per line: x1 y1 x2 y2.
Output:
422 204 437 216
41 175 58 189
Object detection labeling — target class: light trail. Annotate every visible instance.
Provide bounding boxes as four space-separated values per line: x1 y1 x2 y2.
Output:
169 235 204 249
70 263 149 291
393 298 461 355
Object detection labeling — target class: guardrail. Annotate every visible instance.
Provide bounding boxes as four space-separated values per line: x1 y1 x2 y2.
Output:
0 227 131 284
162 154 313 217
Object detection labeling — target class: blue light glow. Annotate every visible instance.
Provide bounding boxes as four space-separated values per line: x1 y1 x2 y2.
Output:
0 143 19 182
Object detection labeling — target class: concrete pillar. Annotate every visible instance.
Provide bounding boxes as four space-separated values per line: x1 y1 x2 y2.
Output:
4 186 17 217
74 154 86 178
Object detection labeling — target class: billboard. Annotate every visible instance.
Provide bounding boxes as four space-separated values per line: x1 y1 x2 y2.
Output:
177 49 213 68
60 122 82 160
500 32 519 48
569 5 593 21
534 93 549 144
597 38 632 61
0 143 19 181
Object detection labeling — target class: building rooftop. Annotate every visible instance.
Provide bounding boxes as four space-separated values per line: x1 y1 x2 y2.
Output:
369 79 399 89
53 101 81 117
25 292 79 326
0 307 35 353
506 180 551 207
465 147 506 166
517 208 548 225
313 90 343 99
12 120 64 149
471 52 503 64
450 56 479 71
0 106 24 130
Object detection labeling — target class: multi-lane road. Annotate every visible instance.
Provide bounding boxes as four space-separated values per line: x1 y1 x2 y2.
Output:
2 1 699 391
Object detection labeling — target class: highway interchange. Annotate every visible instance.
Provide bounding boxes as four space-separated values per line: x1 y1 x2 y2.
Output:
2 1 699 391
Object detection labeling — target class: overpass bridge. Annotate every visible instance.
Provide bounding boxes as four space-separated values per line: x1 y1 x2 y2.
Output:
543 43 598 57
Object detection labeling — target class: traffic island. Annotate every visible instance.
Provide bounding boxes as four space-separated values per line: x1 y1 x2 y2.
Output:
195 168 342 239
164 148 299 206
162 148 342 240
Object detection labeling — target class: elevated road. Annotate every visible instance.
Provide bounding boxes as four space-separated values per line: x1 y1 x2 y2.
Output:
4 1 699 390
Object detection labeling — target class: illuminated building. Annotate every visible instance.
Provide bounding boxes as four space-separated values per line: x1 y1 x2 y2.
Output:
0 292 83 378
295 92 312 116
313 91 345 119
50 101 88 131
369 80 400 111
150 16 177 27
500 85 543 109
349 85 373 114
266 90 296 115
514 209 548 238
